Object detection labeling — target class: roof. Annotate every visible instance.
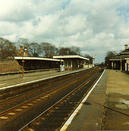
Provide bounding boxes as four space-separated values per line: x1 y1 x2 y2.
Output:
53 55 89 61
120 49 129 55
109 55 129 61
109 58 121 61
109 46 129 61
14 56 63 62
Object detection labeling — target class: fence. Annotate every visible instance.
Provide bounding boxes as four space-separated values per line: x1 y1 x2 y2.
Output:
0 60 21 73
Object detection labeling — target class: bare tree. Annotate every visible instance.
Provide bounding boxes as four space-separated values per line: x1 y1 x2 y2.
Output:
84 54 94 64
58 46 80 55
40 42 58 58
29 42 41 57
105 51 116 68
18 38 29 47
58 47 71 55
70 46 80 55
17 38 42 57
0 37 17 59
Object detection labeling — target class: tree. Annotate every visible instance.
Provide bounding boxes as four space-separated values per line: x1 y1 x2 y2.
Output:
0 37 17 59
84 54 94 64
70 46 80 55
40 42 58 58
58 47 71 55
18 38 29 47
17 38 30 56
17 38 42 57
29 42 41 57
105 51 116 68
58 46 80 55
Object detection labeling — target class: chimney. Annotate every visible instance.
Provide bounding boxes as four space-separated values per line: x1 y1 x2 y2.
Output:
18 46 24 56
124 44 128 50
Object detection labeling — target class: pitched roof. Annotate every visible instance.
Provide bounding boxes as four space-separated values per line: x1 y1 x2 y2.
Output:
120 49 129 55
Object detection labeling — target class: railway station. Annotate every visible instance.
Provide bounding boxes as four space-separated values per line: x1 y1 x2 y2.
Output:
109 44 129 72
1 0 129 130
14 55 92 71
0 58 129 130
0 47 129 130
0 66 129 130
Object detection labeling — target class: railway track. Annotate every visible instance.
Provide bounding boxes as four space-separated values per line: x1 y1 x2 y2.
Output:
0 69 93 113
0 68 103 131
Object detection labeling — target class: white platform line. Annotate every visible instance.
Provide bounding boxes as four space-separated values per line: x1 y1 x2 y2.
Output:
0 68 88 90
0 83 6 86
60 70 105 131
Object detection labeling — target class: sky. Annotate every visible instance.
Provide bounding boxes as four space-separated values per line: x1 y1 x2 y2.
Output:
0 0 129 63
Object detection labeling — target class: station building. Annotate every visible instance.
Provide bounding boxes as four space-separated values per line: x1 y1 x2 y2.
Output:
14 55 94 71
14 56 63 70
109 44 129 72
53 55 91 70
14 46 95 71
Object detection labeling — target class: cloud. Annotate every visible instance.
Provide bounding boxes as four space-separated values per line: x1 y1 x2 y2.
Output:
0 0 34 22
0 0 129 63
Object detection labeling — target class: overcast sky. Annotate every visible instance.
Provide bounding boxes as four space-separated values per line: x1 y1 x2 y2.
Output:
0 0 129 63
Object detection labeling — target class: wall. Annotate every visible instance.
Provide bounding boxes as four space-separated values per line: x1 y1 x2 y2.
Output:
0 60 21 73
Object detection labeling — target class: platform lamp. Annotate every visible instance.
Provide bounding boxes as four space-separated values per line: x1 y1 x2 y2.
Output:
22 48 27 78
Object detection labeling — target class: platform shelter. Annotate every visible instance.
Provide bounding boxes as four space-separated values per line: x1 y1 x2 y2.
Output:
53 55 89 70
14 56 63 70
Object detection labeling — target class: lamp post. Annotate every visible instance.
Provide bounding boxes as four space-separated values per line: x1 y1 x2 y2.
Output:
22 48 27 78
22 58 24 78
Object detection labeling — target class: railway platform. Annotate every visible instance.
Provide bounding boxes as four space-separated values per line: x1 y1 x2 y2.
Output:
0 68 86 89
103 70 129 130
65 69 129 130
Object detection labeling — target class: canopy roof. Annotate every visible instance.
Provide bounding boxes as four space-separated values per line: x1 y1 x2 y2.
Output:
53 55 89 61
14 56 63 62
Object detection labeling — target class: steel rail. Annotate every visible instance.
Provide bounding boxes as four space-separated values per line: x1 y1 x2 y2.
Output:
0 68 101 131
19 69 102 131
19 77 92 131
0 69 92 114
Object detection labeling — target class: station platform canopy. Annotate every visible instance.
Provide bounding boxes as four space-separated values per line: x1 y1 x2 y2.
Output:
53 55 89 61
14 56 63 62
14 56 63 70
53 55 89 70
